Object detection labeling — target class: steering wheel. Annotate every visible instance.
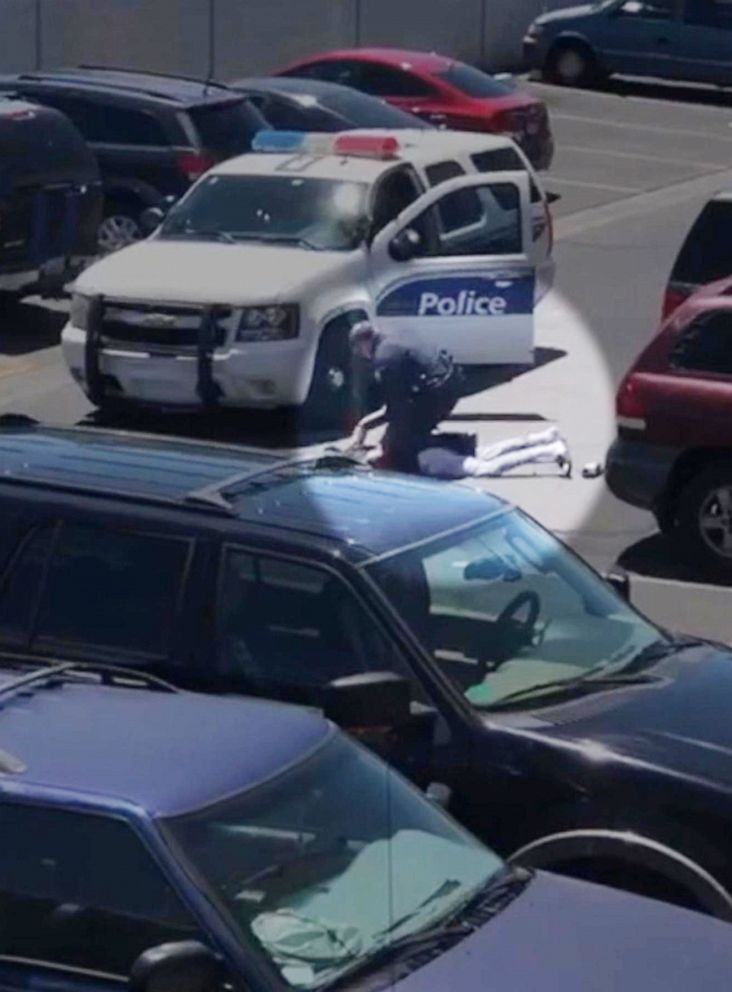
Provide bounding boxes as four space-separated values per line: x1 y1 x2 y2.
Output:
482 590 541 672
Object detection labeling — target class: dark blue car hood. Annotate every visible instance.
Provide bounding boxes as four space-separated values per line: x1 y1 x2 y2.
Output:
522 643 732 791
396 872 732 992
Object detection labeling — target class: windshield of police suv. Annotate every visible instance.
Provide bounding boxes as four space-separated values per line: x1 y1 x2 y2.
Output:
166 734 501 990
159 174 370 250
368 509 662 710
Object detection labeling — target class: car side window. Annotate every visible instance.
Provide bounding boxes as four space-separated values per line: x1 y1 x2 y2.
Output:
27 94 165 145
0 526 54 647
684 0 732 27
407 181 523 257
0 803 200 976
425 160 465 187
287 60 358 86
355 64 435 98
470 149 542 204
370 167 423 235
670 311 732 374
216 549 425 704
31 523 192 661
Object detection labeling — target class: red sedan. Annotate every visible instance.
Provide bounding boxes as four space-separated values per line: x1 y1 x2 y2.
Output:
277 47 554 171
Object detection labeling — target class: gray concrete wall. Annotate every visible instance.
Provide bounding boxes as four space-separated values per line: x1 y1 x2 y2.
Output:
0 0 558 78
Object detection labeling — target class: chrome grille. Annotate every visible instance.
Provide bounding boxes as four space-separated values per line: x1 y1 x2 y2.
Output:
101 302 234 352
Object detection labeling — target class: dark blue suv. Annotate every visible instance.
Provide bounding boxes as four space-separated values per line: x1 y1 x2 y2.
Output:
0 659 731 992
3 419 732 917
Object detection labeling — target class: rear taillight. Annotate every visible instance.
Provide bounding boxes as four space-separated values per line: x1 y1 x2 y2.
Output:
661 285 690 320
177 151 215 183
616 373 646 430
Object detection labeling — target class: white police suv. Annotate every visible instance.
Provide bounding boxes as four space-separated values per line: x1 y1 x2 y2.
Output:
63 129 554 421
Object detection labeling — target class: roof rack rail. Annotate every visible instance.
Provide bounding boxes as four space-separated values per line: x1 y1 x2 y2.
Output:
14 69 200 104
0 660 179 699
77 64 233 91
185 451 365 511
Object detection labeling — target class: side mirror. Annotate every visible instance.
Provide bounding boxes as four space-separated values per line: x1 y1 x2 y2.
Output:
388 227 423 263
129 942 222 992
140 206 165 236
323 672 411 730
604 567 630 602
546 191 561 205
425 782 452 809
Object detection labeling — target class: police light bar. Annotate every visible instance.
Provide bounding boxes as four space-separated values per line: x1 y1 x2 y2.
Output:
333 134 400 159
251 130 333 154
251 129 401 160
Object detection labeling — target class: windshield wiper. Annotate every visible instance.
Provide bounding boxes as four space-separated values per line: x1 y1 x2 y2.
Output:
169 228 238 244
324 866 530 990
236 233 323 251
323 921 473 990
483 665 662 711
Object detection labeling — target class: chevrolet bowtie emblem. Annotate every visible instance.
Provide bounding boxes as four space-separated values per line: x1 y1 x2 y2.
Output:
140 313 176 328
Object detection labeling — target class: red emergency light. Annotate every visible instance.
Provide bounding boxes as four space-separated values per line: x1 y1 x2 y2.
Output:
333 134 401 159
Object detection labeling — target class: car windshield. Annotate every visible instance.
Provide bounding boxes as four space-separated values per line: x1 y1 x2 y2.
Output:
158 174 370 251
436 63 515 98
165 734 501 990
367 508 663 710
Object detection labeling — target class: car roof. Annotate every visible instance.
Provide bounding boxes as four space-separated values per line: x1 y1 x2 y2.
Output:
0 422 506 560
293 48 454 74
10 66 241 108
0 669 331 816
216 127 523 183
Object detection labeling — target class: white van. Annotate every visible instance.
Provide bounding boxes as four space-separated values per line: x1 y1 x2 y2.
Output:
63 128 554 421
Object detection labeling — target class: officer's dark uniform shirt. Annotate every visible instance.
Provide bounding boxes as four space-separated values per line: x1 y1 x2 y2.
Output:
370 329 460 473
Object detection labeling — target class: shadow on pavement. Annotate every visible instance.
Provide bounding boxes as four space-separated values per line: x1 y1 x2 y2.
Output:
596 76 732 109
1 298 66 356
83 407 345 451
618 533 732 588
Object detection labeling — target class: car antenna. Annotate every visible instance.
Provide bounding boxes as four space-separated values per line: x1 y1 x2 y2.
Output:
204 0 216 97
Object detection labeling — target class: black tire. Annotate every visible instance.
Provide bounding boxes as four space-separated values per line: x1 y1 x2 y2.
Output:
97 197 145 253
304 319 359 429
544 42 599 87
677 462 732 571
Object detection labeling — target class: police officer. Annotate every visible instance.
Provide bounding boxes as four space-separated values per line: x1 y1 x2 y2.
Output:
348 320 571 479
349 321 464 474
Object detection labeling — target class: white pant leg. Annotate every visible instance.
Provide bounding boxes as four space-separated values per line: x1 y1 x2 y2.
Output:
465 440 566 477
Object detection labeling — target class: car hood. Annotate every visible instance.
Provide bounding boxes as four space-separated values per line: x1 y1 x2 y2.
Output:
536 2 602 26
527 643 732 791
397 871 732 992
74 240 349 305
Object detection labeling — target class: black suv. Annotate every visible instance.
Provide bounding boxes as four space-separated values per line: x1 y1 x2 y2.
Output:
3 417 732 918
0 96 101 299
4 67 266 252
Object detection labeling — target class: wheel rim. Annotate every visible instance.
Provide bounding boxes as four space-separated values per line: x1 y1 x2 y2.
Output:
556 49 587 83
697 485 732 559
98 214 142 253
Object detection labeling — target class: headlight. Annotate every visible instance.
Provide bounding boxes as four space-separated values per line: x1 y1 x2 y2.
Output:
527 21 545 37
70 293 92 330
236 304 299 342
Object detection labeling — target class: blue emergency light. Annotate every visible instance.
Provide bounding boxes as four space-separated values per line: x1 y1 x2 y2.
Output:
251 130 308 153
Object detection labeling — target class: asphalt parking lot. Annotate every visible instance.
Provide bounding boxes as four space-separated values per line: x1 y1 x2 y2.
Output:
3 76 732 643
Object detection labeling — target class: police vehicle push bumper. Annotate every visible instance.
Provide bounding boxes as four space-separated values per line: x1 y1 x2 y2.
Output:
63 299 313 409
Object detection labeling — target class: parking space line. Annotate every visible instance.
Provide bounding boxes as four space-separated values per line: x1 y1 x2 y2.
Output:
547 176 643 193
552 111 732 142
560 143 724 170
555 165 732 239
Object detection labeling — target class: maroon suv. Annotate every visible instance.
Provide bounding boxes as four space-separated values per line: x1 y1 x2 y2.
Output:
606 275 732 571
